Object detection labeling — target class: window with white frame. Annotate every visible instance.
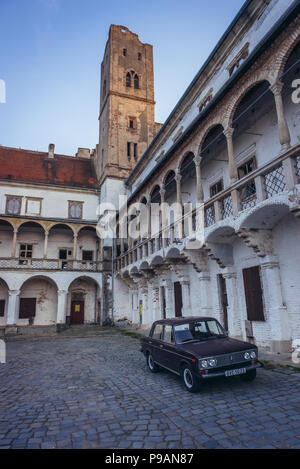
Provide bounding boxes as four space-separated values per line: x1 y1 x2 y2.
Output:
6 196 22 215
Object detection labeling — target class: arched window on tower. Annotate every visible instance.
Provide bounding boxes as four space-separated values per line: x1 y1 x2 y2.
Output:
126 71 139 89
103 79 106 97
126 72 131 88
134 73 139 89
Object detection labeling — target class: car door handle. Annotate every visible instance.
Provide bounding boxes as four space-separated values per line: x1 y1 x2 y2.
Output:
159 344 164 348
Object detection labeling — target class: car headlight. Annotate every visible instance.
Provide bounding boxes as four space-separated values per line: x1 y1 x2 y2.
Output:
208 359 217 367
201 360 208 368
250 351 256 359
244 352 250 360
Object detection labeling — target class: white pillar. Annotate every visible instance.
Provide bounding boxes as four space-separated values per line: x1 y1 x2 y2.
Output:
270 81 291 152
165 282 174 318
57 290 68 324
197 272 212 315
222 270 242 338
11 229 18 257
6 290 20 326
181 281 191 316
150 282 160 322
260 257 291 352
224 126 238 183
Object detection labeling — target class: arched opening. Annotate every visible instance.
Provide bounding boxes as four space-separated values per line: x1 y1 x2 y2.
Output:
150 186 161 246
18 222 45 265
0 220 14 259
77 226 98 268
282 39 300 147
67 276 100 325
48 224 74 268
19 276 58 326
180 153 196 207
232 81 276 210
0 278 9 326
200 125 226 200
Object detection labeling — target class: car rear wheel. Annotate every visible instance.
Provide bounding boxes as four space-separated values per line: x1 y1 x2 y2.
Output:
181 365 200 393
240 369 256 382
147 352 159 373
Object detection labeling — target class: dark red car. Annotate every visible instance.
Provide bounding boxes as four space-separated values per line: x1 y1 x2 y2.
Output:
141 317 261 392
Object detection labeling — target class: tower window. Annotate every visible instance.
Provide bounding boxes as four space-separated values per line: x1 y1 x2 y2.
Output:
128 117 137 129
126 70 139 89
123 48 127 56
127 142 131 158
102 79 106 97
134 143 138 159
138 52 142 61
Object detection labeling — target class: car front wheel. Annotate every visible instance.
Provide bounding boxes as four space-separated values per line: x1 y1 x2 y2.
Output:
147 352 159 373
240 369 257 382
182 365 200 393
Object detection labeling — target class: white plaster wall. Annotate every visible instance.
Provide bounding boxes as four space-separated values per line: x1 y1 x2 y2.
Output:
19 279 57 326
0 229 13 257
113 277 131 321
0 183 99 221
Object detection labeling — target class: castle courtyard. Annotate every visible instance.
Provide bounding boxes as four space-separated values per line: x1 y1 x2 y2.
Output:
1 331 300 450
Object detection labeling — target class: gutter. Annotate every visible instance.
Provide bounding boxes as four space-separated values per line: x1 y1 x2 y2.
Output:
125 0 300 202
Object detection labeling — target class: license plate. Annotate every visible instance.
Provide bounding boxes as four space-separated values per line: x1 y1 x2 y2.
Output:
225 367 246 377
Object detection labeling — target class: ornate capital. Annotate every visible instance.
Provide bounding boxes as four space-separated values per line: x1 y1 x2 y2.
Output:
270 80 284 97
223 126 234 139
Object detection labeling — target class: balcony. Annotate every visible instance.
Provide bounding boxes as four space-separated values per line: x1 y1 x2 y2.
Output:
115 144 300 272
0 258 101 272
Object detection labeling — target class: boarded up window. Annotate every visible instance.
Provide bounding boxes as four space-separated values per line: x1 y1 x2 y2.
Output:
0 300 5 317
19 298 36 319
242 266 265 321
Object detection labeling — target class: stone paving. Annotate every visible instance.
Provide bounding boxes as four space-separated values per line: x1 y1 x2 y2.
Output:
1 331 300 449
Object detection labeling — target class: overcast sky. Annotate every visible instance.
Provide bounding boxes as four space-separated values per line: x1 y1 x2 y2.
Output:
0 0 245 156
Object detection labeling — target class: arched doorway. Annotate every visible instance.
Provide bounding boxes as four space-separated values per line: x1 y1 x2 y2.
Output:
0 278 9 326
68 277 100 325
19 276 58 326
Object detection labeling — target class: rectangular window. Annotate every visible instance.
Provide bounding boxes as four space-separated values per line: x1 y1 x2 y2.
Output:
210 179 224 197
0 300 5 317
151 324 163 340
19 244 33 265
123 48 127 56
6 196 22 215
68 201 83 219
19 298 36 319
25 197 42 216
138 52 142 61
238 157 256 179
134 143 137 159
242 266 265 321
82 250 93 261
163 325 174 344
127 142 131 158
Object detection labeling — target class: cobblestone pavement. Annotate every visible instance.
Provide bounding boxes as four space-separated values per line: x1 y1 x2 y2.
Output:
1 332 300 449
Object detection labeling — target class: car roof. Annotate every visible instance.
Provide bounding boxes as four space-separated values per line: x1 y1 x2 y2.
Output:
153 317 218 326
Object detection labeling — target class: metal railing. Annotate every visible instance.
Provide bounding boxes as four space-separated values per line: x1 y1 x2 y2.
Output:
0 258 101 271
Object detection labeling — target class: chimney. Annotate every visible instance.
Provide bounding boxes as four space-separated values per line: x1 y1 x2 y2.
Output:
75 148 91 159
48 143 55 159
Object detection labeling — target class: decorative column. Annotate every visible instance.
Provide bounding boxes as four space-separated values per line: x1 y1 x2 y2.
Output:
181 280 191 316
73 233 78 259
150 281 160 322
160 187 168 248
260 256 291 352
197 271 212 315
11 228 18 257
6 290 20 326
270 81 291 152
43 231 49 258
194 155 204 203
165 281 174 318
224 126 238 183
57 290 68 325
222 270 242 339
175 170 183 238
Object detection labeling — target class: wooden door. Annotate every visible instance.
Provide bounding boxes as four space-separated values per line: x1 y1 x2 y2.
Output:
218 274 228 331
70 300 84 324
174 282 183 317
242 266 265 321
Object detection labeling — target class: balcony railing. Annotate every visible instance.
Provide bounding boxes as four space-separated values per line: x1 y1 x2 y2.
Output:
0 258 101 271
115 145 300 271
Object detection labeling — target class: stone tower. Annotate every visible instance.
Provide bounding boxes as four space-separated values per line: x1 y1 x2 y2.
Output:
94 25 161 206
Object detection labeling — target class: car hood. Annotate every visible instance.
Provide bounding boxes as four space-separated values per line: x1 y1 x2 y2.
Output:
177 337 256 359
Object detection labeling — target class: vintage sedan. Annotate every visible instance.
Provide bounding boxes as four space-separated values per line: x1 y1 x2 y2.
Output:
141 317 261 392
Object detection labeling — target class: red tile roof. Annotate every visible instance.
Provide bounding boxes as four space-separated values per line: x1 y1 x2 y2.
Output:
0 146 98 189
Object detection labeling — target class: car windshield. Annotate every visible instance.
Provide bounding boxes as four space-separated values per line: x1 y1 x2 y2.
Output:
174 320 226 344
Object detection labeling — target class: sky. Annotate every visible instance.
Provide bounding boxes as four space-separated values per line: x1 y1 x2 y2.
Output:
0 0 245 156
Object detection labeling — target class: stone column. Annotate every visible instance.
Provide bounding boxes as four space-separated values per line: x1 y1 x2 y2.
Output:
43 231 49 258
224 126 238 183
6 290 20 326
150 282 160 322
222 270 242 339
181 280 191 316
175 171 183 238
11 228 18 257
270 81 291 152
57 290 68 325
260 257 291 352
73 233 78 260
194 155 204 203
165 282 174 318
197 271 212 315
